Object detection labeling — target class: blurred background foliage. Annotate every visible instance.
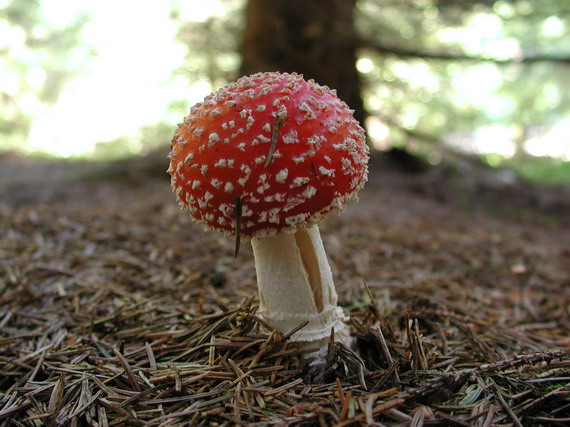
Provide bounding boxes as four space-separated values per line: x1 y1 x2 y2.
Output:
1 0 91 151
1 0 569 182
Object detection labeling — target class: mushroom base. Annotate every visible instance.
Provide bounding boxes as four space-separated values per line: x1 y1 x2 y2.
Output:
251 225 351 358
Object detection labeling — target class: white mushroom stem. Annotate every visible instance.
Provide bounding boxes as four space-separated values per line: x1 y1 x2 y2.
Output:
251 224 351 360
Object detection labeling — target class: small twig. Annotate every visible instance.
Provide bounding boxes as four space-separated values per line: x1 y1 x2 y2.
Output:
234 195 242 257
264 116 288 167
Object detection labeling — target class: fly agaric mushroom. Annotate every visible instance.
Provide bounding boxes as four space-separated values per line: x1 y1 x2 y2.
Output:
168 72 369 362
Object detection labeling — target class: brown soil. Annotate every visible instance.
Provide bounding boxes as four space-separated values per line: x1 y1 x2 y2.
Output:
1 151 569 425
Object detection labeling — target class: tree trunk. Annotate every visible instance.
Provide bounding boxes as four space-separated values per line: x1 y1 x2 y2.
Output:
240 0 365 125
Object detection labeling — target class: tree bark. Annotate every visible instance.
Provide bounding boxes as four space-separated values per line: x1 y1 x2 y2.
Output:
240 0 366 125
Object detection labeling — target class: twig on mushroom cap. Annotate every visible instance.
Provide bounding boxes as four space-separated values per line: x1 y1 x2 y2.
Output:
234 195 242 257
265 115 289 167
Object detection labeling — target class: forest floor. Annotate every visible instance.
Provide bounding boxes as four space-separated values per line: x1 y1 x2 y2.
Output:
1 151 569 426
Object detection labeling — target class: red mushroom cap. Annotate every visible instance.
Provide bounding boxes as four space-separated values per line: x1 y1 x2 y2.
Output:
168 72 369 237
